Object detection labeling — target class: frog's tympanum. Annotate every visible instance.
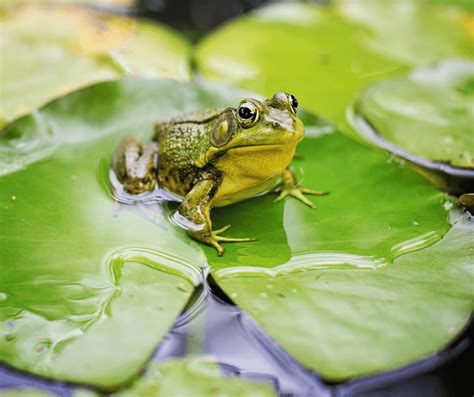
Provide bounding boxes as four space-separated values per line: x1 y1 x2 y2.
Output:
113 92 327 255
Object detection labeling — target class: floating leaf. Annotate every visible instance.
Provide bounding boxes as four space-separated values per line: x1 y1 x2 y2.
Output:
0 4 191 126
351 59 474 193
0 78 252 388
214 209 473 380
196 2 472 127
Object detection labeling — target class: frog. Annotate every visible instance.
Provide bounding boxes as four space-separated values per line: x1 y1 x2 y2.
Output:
112 92 327 256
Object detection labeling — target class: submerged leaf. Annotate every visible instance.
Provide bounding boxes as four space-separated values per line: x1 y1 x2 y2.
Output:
117 357 275 397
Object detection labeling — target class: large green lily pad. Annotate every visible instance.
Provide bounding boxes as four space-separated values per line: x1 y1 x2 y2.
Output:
214 208 473 380
0 78 471 386
117 357 275 397
354 59 474 169
0 79 246 388
0 4 191 127
195 2 473 127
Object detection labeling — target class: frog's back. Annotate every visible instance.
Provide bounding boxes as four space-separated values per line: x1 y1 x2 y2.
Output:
154 107 226 196
153 107 226 141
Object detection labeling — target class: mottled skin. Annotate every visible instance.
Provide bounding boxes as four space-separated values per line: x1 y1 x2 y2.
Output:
113 92 327 255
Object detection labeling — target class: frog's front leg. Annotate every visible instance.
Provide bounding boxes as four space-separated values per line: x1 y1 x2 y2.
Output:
275 169 328 209
177 171 256 256
113 137 157 194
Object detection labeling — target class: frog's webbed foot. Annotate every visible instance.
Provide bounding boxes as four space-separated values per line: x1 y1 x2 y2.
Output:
113 137 157 194
195 225 256 256
275 169 329 209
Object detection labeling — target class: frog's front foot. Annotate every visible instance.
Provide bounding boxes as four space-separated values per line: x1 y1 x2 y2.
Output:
191 225 257 256
275 169 329 209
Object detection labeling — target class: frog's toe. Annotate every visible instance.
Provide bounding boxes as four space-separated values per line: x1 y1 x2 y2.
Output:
212 225 257 243
209 240 225 256
214 235 258 243
274 189 290 203
300 187 329 196
290 189 316 209
213 224 231 235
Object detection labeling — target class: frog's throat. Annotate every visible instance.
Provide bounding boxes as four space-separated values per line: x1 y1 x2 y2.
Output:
198 143 296 168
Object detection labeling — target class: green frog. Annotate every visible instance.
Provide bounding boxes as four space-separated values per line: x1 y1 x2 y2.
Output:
113 92 327 255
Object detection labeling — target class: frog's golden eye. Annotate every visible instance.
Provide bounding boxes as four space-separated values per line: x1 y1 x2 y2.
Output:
237 101 258 128
288 94 298 114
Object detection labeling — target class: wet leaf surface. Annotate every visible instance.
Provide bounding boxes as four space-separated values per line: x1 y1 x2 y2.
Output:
214 209 474 380
0 4 191 127
0 78 471 387
354 59 474 169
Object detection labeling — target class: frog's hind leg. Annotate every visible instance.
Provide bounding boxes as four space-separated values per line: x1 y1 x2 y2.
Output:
274 169 329 209
112 137 158 194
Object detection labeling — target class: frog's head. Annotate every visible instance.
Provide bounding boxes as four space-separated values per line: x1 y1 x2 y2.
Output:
209 92 304 155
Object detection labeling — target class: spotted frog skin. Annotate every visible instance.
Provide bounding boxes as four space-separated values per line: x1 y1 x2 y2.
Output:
113 92 327 255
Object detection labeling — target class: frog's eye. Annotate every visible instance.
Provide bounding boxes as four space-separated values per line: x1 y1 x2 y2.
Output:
237 101 258 128
288 94 298 114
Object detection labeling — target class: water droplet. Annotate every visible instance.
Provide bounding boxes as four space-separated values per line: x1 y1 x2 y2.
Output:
176 282 188 292
0 293 7 302
412 220 419 226
443 201 454 211
259 292 268 298
230 292 238 299
391 231 441 256
266 284 273 290
10 195 16 201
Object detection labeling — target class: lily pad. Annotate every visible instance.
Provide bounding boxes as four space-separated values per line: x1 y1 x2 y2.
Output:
0 78 470 387
0 78 250 388
116 357 275 397
351 59 474 193
0 4 191 127
195 2 472 127
214 209 473 380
